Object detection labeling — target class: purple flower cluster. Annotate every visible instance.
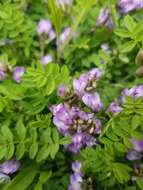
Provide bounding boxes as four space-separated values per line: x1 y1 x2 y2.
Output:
50 103 100 153
120 85 143 102
96 7 114 30
37 19 56 40
106 85 143 115
0 159 20 183
51 68 103 153
0 63 25 83
68 161 83 190
117 0 143 14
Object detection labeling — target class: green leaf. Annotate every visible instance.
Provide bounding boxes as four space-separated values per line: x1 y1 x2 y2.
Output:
39 171 52 183
36 145 50 162
1 121 13 142
50 143 59 159
4 164 38 190
52 128 59 142
115 29 132 38
124 15 136 32
16 116 26 140
115 142 127 152
136 177 143 189
59 137 71 145
119 41 136 53
34 182 42 190
16 142 25 160
45 76 55 95
29 141 38 159
131 115 141 130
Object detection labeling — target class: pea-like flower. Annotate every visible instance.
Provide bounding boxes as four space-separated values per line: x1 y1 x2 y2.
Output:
127 150 142 160
0 160 20 174
37 19 52 35
82 92 103 112
106 102 122 115
40 54 52 65
57 85 69 99
13 66 25 83
68 161 83 190
0 69 6 81
131 138 143 152
117 0 143 14
96 7 114 30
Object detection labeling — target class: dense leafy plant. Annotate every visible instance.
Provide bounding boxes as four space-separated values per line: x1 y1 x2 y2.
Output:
1 0 143 190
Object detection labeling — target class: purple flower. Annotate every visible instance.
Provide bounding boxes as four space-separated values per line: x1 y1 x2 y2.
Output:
82 133 97 147
70 173 82 184
56 0 73 10
59 27 71 43
37 19 52 35
127 150 142 160
131 138 143 152
106 102 122 115
57 85 69 99
48 29 56 40
88 68 103 81
134 85 143 98
68 161 83 190
41 54 52 65
73 68 103 98
0 69 6 81
117 0 143 14
68 133 84 153
73 74 89 98
0 160 20 174
0 173 10 183
96 7 114 30
50 103 73 134
95 119 101 134
82 92 103 112
13 66 25 83
72 161 82 173
120 85 143 102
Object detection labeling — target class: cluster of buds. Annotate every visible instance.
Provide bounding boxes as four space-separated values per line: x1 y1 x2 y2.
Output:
0 159 20 183
127 138 143 161
107 85 143 115
0 62 25 83
68 161 83 190
117 0 143 14
50 68 103 153
37 19 56 40
96 7 114 30
96 1 143 30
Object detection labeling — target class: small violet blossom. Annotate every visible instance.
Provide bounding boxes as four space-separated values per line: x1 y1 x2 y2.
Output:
0 159 20 184
68 161 83 190
57 85 69 99
41 54 52 65
37 19 52 35
131 138 143 152
106 102 122 115
82 92 103 112
96 7 114 30
13 66 25 83
117 0 143 14
73 68 103 98
127 150 142 160
0 69 6 81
